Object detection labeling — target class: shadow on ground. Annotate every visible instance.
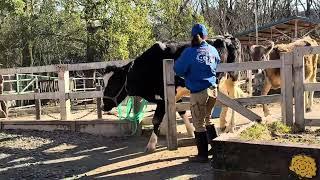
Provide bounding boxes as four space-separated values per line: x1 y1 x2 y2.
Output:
0 129 212 180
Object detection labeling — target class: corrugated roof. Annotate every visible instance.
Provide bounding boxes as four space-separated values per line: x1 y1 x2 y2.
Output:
235 16 320 45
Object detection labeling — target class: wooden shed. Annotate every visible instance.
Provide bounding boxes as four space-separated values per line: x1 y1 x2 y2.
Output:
234 16 320 95
235 15 320 46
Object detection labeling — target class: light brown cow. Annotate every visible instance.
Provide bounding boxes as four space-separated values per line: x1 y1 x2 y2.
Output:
250 36 318 117
174 75 247 133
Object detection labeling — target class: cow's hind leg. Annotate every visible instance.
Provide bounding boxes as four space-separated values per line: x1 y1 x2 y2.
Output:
145 101 165 153
176 87 194 137
218 80 228 132
226 85 236 133
262 79 272 117
304 79 312 113
146 121 160 153
219 105 228 132
306 61 317 113
304 78 313 113
179 111 195 137
305 91 312 113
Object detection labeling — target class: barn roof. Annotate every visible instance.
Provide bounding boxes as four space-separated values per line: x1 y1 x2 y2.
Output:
235 16 320 45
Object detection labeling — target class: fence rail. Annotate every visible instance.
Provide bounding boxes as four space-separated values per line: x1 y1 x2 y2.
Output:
0 61 124 75
216 60 283 72
0 60 126 121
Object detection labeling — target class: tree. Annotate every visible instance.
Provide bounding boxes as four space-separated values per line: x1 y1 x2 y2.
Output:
152 0 211 41
2 0 320 69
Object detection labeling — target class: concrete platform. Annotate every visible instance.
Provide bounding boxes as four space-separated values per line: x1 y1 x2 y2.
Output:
0 119 133 137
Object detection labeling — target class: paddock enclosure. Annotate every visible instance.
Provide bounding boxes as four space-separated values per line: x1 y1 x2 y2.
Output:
0 45 319 140
1 45 320 179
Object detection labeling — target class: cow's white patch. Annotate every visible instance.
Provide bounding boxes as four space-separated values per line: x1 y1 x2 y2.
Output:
103 72 114 88
181 114 195 137
155 95 162 100
145 132 157 153
156 41 166 50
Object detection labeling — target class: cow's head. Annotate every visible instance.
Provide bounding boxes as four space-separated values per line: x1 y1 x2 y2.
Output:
250 41 275 62
102 64 130 111
208 35 242 81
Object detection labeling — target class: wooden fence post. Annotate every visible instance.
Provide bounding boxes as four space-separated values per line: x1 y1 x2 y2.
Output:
35 88 41 120
280 53 293 126
16 74 21 107
58 65 71 120
96 85 103 119
293 49 305 131
0 75 7 118
163 59 178 150
247 70 253 96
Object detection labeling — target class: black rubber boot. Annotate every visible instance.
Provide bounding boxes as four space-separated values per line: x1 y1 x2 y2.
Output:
206 125 218 155
188 131 208 163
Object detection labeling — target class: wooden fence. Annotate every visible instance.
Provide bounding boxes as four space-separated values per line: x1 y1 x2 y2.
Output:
0 61 125 121
293 47 320 129
164 46 320 150
0 47 319 144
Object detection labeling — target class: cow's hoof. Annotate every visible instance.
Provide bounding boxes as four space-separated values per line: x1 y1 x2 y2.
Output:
220 126 226 133
185 124 195 137
145 132 157 153
264 113 271 117
225 126 235 133
306 108 312 113
0 110 6 118
210 158 214 168
145 146 156 153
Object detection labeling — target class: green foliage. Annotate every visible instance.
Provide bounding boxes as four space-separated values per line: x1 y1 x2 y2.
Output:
240 123 272 141
0 0 24 16
0 0 211 67
240 122 320 145
268 121 291 134
240 122 292 141
152 0 212 41
101 0 155 60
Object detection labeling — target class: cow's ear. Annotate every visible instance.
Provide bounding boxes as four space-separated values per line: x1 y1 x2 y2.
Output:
105 65 123 74
249 45 257 54
264 41 274 55
213 39 225 49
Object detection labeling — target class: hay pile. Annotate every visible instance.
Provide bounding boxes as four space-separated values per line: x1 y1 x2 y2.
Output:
240 122 320 145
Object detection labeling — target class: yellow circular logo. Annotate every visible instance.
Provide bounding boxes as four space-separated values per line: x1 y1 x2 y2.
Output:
289 155 317 179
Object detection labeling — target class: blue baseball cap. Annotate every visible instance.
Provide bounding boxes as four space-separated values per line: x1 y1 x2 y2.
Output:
191 24 208 37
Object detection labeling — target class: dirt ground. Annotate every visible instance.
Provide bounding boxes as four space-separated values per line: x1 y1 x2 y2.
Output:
1 97 320 180
0 129 212 180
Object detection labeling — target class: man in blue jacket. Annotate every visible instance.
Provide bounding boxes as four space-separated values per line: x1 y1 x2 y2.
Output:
174 24 220 163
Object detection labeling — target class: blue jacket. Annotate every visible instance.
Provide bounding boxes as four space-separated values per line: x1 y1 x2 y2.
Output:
174 41 220 93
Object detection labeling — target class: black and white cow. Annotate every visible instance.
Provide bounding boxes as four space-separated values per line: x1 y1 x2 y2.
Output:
102 35 241 152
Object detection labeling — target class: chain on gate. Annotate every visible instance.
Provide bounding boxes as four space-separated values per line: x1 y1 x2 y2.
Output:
42 109 60 120
74 108 97 120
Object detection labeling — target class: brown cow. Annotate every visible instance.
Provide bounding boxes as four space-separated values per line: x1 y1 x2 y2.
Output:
250 36 318 117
